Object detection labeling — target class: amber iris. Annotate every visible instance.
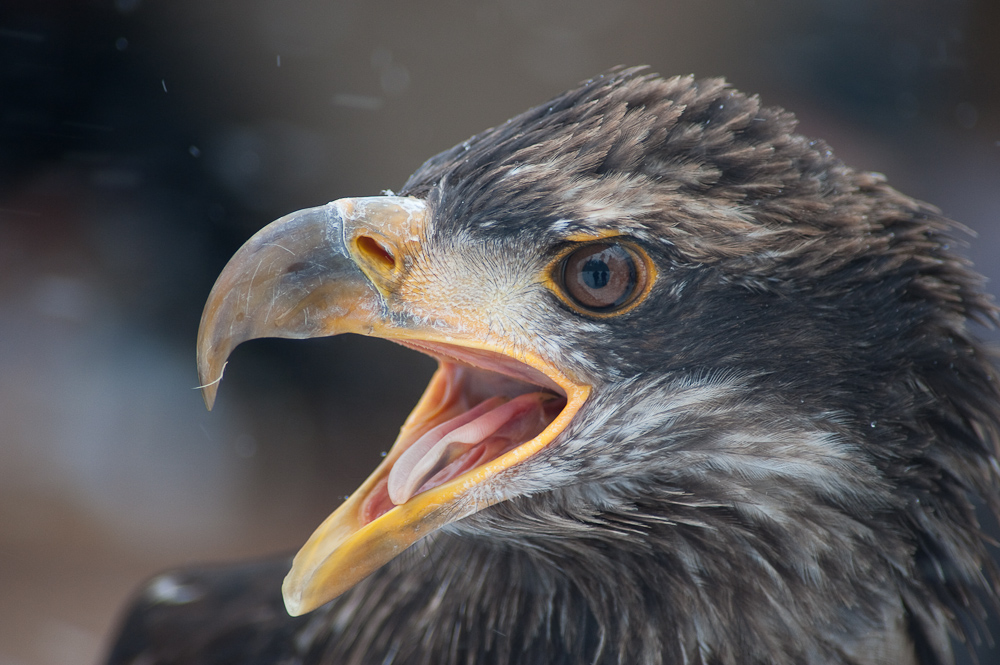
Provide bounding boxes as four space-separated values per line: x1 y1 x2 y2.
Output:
560 242 645 312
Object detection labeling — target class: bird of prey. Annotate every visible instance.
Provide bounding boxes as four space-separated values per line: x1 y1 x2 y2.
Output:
106 69 1000 665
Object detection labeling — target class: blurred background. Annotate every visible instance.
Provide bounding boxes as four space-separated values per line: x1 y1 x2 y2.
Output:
0 1 998 663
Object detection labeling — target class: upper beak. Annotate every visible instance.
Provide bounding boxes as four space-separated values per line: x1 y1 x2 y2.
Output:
197 196 590 617
197 199 391 409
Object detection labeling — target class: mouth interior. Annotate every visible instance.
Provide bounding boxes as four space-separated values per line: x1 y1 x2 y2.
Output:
360 344 567 524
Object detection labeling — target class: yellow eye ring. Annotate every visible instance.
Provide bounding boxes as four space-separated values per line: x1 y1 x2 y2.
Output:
548 240 655 317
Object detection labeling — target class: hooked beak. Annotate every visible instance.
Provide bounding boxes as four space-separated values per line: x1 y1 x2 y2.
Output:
197 196 590 616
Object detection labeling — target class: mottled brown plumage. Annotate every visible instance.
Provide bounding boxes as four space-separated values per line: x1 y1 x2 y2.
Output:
107 69 1000 665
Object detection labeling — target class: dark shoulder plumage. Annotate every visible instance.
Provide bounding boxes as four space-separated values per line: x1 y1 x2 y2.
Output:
106 557 308 665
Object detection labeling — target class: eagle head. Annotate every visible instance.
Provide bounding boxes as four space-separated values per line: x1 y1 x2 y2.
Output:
194 69 1000 664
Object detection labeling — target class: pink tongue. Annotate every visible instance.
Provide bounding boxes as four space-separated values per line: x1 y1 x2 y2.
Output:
387 392 560 505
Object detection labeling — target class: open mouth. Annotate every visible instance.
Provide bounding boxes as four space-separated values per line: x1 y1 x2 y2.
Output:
193 196 591 615
273 338 587 615
361 342 568 525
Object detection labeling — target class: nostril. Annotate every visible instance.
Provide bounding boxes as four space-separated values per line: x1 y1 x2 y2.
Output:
356 235 397 271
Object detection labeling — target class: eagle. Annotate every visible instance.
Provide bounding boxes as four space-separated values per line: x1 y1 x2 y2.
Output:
106 69 1000 665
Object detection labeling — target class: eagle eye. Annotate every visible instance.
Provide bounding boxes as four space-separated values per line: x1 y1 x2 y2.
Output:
559 242 649 313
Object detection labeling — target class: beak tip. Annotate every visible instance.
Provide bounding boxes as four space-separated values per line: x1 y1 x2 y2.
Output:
281 577 309 617
202 386 218 411
196 357 225 411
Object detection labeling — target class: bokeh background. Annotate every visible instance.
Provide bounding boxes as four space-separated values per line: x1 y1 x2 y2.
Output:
1 1 998 663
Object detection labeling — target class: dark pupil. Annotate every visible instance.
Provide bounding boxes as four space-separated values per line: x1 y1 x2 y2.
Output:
582 258 610 289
